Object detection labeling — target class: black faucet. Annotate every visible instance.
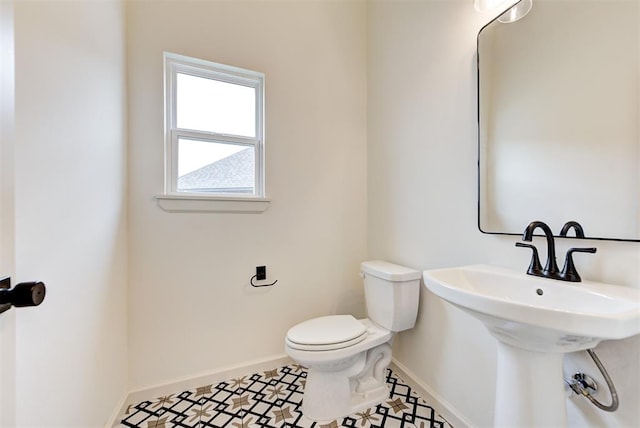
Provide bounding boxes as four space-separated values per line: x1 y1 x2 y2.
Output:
516 221 597 282
519 221 560 278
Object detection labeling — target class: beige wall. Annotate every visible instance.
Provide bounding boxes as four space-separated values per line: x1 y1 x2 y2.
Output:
12 1 128 426
368 1 640 427
126 0 368 390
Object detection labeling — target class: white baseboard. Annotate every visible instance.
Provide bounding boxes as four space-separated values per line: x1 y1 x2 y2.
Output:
390 359 473 428
105 354 292 427
105 393 128 428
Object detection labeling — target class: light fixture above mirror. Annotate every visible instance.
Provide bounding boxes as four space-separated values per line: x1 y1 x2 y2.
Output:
474 0 512 12
498 0 532 23
474 0 532 23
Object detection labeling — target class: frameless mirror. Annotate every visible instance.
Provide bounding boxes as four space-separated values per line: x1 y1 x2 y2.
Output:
478 0 639 241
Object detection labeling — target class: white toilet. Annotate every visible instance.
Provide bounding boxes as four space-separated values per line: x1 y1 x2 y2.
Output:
284 260 421 422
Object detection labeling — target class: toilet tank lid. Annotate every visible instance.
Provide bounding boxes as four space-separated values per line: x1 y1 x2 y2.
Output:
361 260 421 281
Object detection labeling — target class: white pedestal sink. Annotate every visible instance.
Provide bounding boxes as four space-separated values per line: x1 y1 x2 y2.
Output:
423 264 640 428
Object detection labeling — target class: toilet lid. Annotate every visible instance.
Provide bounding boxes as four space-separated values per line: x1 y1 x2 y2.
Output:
286 315 367 351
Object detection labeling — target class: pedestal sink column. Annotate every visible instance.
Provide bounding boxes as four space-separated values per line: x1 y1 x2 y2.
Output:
494 342 567 427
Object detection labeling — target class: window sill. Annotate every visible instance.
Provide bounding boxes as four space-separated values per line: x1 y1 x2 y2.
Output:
156 194 270 213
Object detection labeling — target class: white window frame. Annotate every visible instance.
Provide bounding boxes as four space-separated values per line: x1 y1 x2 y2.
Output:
158 52 269 213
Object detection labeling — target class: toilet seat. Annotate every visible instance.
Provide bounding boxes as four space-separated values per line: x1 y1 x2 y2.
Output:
286 315 368 351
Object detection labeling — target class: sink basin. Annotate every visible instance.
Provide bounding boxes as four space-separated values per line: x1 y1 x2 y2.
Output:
422 264 640 427
423 264 640 351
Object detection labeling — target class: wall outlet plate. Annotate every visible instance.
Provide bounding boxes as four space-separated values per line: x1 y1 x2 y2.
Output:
256 266 266 281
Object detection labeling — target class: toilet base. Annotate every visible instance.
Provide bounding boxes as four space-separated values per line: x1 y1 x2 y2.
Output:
301 342 393 422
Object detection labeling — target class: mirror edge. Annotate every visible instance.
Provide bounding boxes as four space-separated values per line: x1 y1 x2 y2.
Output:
475 5 640 243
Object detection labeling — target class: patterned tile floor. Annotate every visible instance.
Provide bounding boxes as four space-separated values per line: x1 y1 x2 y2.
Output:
119 364 453 428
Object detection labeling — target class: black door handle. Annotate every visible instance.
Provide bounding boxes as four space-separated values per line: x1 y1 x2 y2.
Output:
0 277 46 314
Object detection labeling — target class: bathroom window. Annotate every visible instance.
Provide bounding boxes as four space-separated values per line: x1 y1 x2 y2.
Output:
162 53 266 207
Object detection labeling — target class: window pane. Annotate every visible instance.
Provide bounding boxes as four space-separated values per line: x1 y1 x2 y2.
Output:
176 73 256 137
177 138 255 194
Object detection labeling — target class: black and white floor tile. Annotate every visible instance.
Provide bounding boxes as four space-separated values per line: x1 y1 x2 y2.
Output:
119 365 453 428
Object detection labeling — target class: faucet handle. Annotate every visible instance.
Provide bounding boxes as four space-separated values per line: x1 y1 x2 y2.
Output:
516 242 543 277
560 247 597 282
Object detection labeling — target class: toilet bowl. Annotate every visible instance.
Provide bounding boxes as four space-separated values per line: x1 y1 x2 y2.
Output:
284 260 420 422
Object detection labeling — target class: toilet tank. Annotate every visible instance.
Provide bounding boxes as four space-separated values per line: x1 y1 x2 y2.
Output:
361 260 421 332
